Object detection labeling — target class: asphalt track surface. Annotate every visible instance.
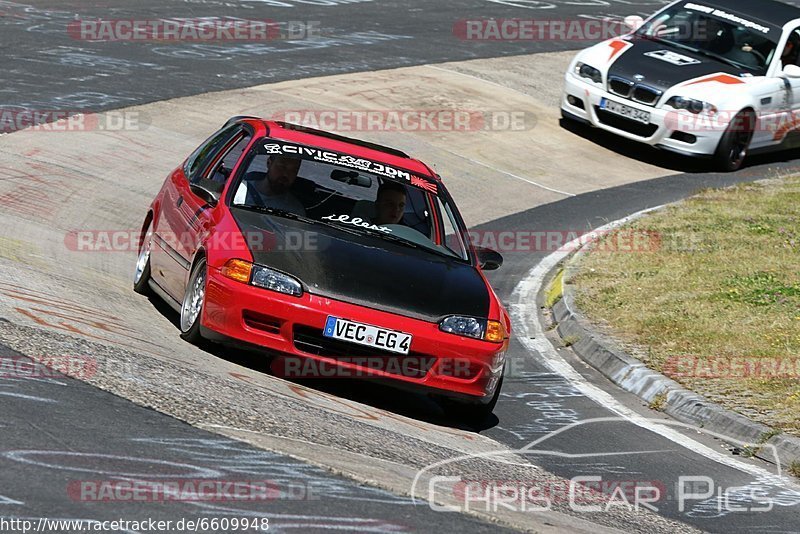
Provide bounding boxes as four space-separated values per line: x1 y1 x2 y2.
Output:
0 344 513 533
480 167 800 533
2 0 800 533
0 0 673 121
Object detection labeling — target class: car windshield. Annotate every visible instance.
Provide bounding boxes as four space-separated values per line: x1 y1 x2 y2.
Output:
635 3 780 75
229 138 471 262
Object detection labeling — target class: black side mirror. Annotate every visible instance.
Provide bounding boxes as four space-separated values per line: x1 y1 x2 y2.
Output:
476 246 503 271
190 179 224 207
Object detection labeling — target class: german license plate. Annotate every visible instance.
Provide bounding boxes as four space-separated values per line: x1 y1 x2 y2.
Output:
601 98 651 124
323 316 412 355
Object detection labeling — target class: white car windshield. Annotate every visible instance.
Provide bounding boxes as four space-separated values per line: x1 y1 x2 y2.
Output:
636 4 780 74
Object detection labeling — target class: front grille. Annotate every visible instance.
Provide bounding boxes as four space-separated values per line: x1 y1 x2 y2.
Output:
608 76 662 107
292 326 435 378
595 107 659 138
632 85 662 105
608 77 634 98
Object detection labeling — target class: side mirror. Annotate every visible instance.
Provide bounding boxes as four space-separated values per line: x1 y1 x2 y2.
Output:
190 179 224 207
784 64 800 78
476 246 503 271
623 15 644 32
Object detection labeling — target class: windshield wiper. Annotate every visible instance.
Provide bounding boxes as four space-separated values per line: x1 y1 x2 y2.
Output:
370 230 466 260
686 46 749 70
369 231 422 250
637 32 675 47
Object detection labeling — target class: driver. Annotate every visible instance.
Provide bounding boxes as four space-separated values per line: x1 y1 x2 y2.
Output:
700 16 734 55
782 32 800 67
372 181 407 226
244 155 306 215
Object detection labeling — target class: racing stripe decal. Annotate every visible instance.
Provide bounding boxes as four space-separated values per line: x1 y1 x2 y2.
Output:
773 118 800 142
608 39 632 62
684 74 744 86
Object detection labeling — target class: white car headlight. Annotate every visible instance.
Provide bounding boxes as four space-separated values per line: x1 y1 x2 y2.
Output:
575 62 603 84
665 96 717 115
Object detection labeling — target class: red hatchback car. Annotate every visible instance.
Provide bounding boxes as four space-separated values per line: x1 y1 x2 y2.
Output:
134 117 510 420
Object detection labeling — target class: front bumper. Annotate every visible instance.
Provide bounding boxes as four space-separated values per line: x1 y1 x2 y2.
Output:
561 74 724 157
201 267 507 402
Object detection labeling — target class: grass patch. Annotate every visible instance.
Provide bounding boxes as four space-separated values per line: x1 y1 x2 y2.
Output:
649 391 668 411
742 429 783 458
721 272 800 307
545 268 564 308
740 445 759 458
572 175 800 436
759 429 782 443
789 461 800 478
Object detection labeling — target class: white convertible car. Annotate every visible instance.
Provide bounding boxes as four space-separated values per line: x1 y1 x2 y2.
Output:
562 0 800 171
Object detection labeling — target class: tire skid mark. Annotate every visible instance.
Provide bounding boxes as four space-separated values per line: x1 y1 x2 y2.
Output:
0 282 173 359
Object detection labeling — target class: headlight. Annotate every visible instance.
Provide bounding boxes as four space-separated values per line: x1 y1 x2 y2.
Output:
251 265 303 296
575 62 603 84
665 96 717 115
222 259 303 297
439 316 507 343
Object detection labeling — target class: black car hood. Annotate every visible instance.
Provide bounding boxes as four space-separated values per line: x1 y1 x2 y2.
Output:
230 207 490 322
608 38 745 94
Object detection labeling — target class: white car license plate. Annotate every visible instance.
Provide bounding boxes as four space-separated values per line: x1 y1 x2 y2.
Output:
601 98 651 124
323 316 412 355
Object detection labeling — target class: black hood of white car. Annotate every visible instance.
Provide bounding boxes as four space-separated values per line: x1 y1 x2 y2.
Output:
608 38 745 95
230 207 491 322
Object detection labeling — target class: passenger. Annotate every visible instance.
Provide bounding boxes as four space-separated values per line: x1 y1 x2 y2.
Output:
372 181 407 226
701 17 734 55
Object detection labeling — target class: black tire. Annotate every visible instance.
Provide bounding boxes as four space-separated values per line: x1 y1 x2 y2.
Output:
133 218 153 295
179 257 207 344
440 375 503 425
713 110 755 172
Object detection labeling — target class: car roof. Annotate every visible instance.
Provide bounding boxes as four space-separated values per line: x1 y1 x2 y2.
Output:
235 117 439 180
698 0 800 28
